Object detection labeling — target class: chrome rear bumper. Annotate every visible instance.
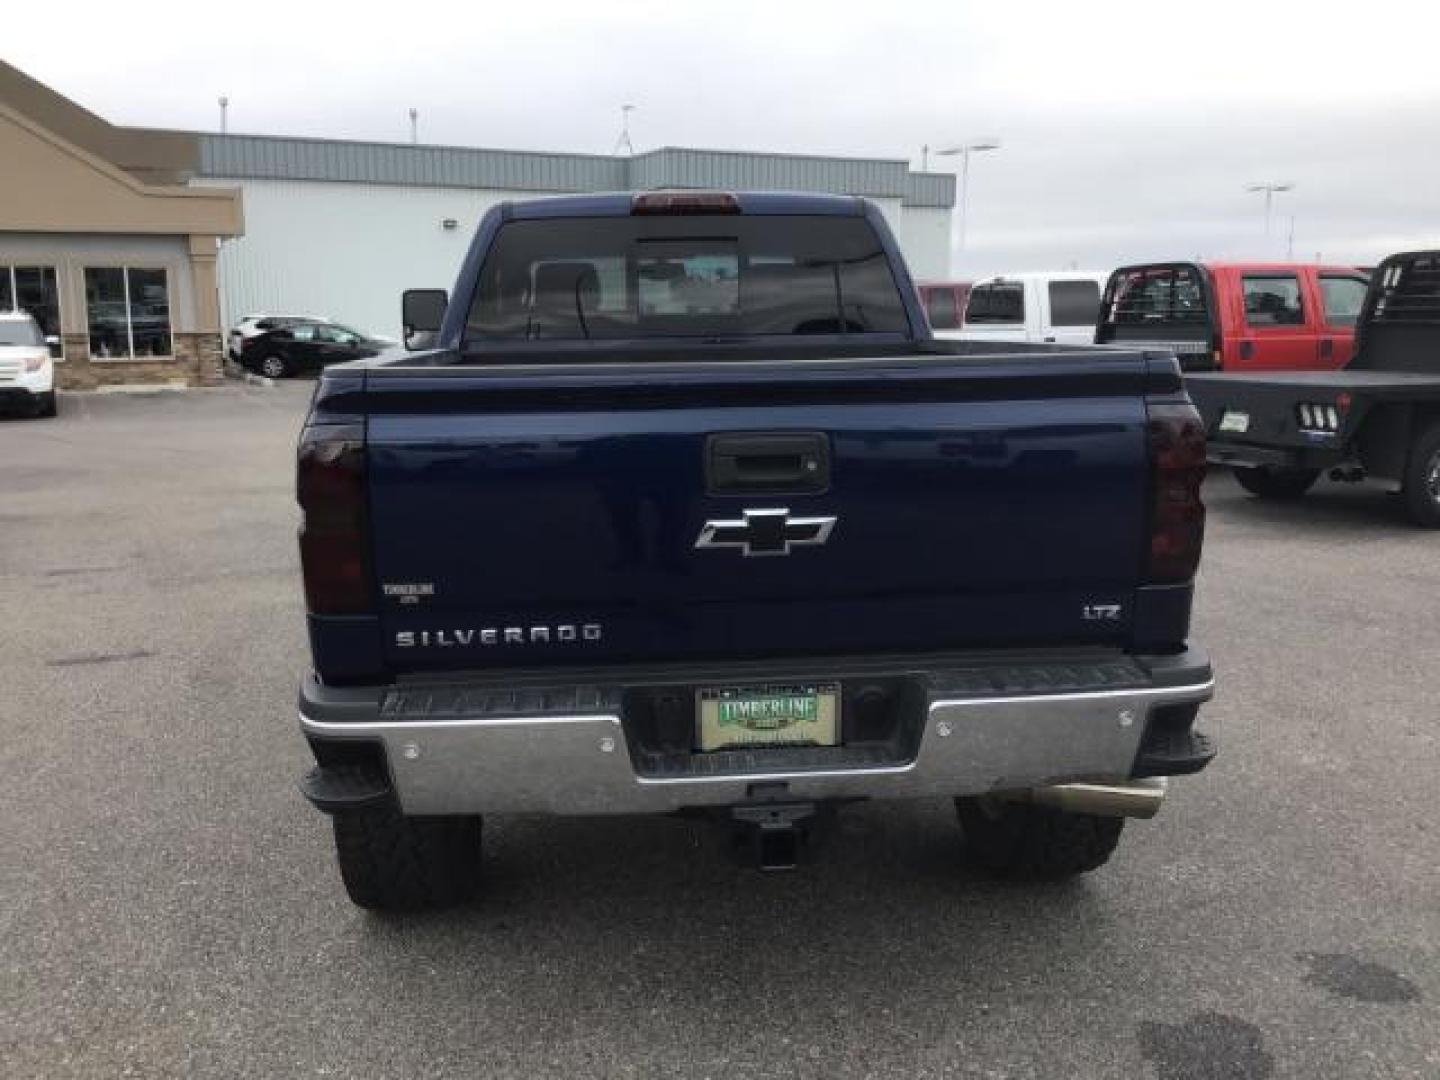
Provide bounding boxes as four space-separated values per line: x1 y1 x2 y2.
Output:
299 661 1214 816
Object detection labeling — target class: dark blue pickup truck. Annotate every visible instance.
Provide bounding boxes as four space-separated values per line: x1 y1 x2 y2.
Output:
295 191 1216 909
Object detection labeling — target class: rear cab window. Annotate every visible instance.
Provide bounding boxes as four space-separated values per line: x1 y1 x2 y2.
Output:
464 215 909 346
1047 280 1101 326
1241 275 1305 326
964 282 1024 324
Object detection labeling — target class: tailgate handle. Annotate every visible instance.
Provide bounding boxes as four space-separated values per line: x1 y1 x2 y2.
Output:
706 433 830 494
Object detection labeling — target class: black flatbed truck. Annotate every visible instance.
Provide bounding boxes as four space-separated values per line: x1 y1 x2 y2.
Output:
1184 250 1440 526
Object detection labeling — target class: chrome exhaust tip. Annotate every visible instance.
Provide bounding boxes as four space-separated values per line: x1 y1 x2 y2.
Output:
1026 778 1168 819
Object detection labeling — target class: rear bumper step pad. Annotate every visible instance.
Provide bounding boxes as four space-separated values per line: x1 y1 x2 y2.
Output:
298 763 391 813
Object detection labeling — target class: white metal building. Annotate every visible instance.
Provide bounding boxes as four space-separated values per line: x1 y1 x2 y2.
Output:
191 137 956 340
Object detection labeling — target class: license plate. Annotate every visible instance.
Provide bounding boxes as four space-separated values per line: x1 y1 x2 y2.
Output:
696 683 840 752
1219 410 1250 434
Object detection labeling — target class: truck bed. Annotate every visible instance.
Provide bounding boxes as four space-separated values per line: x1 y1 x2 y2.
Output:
1186 369 1440 467
305 341 1190 683
1189 370 1440 394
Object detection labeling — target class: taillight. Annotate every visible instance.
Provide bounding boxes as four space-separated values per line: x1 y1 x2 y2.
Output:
1296 402 1342 433
297 425 372 614
1146 401 1206 584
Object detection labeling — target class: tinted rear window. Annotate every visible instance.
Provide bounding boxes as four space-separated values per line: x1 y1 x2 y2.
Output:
1106 267 1208 325
1047 280 1101 326
464 215 908 343
965 282 1024 324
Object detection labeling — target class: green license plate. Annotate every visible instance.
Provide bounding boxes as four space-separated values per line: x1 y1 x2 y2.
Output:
696 683 840 752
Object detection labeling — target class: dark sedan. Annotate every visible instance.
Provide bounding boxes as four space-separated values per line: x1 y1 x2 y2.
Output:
239 321 388 378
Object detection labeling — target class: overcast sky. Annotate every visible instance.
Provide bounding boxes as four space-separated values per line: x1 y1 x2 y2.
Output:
11 0 1439 275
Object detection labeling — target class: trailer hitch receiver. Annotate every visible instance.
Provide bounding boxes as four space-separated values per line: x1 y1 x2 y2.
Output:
730 802 819 871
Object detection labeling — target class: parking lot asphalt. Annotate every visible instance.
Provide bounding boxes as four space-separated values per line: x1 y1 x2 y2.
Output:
2 384 1437 1080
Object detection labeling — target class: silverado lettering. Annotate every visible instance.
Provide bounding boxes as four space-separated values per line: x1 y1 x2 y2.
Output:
294 191 1217 911
394 625 603 647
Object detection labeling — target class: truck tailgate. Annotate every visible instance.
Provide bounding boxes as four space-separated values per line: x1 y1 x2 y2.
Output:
362 357 1152 670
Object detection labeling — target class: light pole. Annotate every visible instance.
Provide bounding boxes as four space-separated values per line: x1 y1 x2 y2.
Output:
409 108 418 145
1245 181 1293 242
937 139 1001 257
218 95 228 134
613 104 637 156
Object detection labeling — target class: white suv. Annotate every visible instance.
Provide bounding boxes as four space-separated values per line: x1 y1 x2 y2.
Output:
0 310 57 418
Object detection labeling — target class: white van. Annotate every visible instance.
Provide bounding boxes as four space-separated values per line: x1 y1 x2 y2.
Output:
941 272 1110 346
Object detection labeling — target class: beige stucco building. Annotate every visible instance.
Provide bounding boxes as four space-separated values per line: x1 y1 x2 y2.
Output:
3 63 956 391
0 61 242 388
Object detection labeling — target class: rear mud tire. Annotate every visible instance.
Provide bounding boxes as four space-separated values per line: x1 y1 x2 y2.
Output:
1232 465 1320 501
1401 423 1440 528
331 802 482 911
956 797 1125 880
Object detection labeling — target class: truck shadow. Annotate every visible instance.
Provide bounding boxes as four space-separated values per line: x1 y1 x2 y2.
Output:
1208 475 1417 537
347 800 1133 1043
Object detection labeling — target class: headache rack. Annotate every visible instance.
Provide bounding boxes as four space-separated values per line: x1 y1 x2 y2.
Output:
1369 254 1440 325
1105 264 1211 326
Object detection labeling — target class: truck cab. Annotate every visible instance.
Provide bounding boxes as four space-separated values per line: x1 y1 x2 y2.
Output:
947 272 1108 346
1097 262 1370 371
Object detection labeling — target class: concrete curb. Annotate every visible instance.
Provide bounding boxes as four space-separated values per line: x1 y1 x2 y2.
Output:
88 381 190 395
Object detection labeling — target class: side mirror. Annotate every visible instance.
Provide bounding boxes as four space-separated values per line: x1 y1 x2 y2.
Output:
403 288 448 351
45 335 60 347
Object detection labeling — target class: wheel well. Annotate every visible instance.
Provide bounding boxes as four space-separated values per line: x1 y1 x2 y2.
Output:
1357 404 1420 482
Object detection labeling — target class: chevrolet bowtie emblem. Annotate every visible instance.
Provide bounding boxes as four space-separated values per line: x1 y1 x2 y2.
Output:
694 508 837 557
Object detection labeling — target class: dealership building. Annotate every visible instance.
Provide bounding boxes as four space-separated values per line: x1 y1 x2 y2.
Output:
1 61 956 387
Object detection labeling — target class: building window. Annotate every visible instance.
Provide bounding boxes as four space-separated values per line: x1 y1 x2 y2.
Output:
84 267 173 360
1 266 63 357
